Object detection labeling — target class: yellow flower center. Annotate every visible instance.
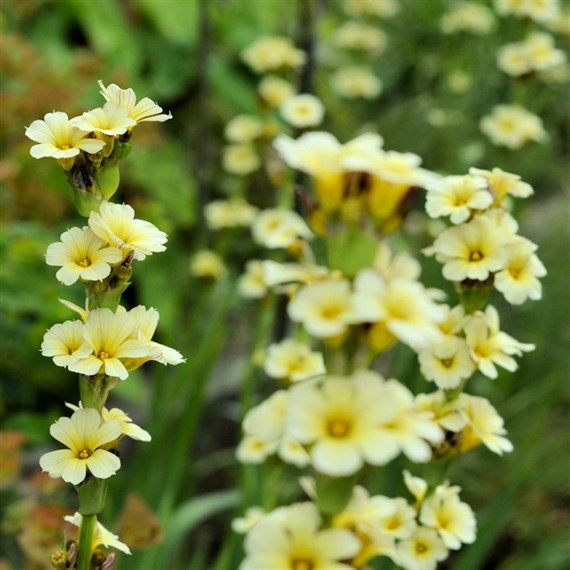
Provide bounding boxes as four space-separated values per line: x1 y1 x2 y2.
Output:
292 560 314 570
98 351 110 360
386 516 402 530
415 541 428 554
78 258 91 267
440 357 454 368
469 250 483 261
78 448 92 460
328 418 350 438
321 305 343 320
508 267 521 279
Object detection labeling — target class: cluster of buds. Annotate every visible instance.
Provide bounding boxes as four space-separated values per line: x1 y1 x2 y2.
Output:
26 82 182 569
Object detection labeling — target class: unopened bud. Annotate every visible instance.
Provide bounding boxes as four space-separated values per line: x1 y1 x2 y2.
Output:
50 550 67 569
101 552 117 570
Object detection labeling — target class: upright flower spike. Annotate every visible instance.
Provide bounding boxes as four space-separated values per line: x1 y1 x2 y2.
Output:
25 111 105 163
98 80 173 124
45 227 123 286
39 408 121 485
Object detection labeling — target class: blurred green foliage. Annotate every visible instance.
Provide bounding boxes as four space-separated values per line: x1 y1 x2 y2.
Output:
1 0 568 569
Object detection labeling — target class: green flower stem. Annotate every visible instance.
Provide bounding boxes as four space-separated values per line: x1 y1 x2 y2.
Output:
79 374 115 413
77 513 97 570
315 473 357 519
456 279 493 314
78 477 109 515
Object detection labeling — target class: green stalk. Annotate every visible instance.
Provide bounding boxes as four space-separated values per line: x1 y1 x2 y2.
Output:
77 514 96 570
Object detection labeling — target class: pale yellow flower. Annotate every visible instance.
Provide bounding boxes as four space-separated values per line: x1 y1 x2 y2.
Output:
418 336 475 389
39 408 121 485
264 339 325 383
344 0 400 18
238 260 268 299
66 401 151 442
419 483 476 550
238 391 292 464
274 132 344 211
232 507 266 534
396 526 448 570
251 208 313 249
441 2 495 34
352 270 444 349
334 487 397 565
413 392 466 433
240 502 360 570
25 111 105 159
225 115 264 143
70 103 136 136
204 199 259 230
425 175 493 224
241 36 305 73
98 80 172 123
403 469 428 504
480 105 547 149
373 498 417 544
373 243 422 283
45 227 122 286
469 167 533 205
427 213 509 282
88 201 167 261
464 305 534 378
65 512 131 554
102 407 150 441
286 371 409 476
288 279 354 338
258 75 295 108
376 380 444 463
494 237 546 304
279 94 325 128
457 394 513 455
498 32 566 76
520 0 561 23
261 260 330 288
222 144 261 175
331 66 383 99
68 308 152 380
126 305 185 367
190 250 226 279
333 21 388 53
41 320 86 368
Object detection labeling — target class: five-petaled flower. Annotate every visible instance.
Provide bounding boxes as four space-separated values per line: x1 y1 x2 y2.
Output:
39 408 121 485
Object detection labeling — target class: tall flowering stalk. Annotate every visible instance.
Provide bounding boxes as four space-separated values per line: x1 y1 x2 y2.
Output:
232 127 546 569
26 82 183 570
225 27 547 567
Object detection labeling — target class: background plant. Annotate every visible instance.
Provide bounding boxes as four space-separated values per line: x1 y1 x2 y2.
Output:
1 1 568 569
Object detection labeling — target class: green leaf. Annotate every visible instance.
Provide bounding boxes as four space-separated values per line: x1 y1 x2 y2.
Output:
63 0 142 73
135 0 198 46
161 490 240 562
125 141 197 228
